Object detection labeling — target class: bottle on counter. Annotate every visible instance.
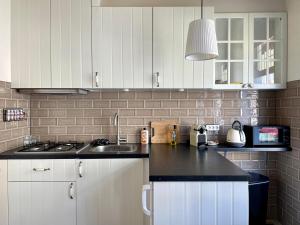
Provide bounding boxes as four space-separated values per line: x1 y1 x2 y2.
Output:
141 128 149 144
170 125 177 146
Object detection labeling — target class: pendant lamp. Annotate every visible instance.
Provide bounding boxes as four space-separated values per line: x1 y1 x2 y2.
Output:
185 0 218 61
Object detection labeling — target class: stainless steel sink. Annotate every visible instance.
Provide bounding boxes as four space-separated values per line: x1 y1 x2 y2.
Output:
89 145 138 153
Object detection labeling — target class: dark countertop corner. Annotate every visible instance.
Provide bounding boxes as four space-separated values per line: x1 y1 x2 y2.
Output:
149 144 249 182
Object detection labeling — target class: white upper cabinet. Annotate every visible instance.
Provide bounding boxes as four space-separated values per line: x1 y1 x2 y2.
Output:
11 0 51 88
214 12 287 90
11 0 92 89
51 0 92 88
214 14 249 89
153 7 214 89
92 7 153 89
249 13 287 89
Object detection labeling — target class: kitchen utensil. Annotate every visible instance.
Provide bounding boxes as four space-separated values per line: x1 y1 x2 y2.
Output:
151 120 179 144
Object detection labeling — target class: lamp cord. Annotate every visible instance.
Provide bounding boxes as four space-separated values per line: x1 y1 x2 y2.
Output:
201 0 203 19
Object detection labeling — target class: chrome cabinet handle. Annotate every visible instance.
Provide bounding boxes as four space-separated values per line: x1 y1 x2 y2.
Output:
153 72 160 88
69 182 75 199
95 72 100 88
78 161 83 178
242 83 248 88
142 184 151 216
33 168 50 172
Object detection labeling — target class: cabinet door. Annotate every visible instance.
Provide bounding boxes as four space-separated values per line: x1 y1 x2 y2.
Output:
8 182 76 225
152 182 249 225
11 0 51 88
214 13 249 89
153 7 214 89
77 159 144 225
92 7 153 89
249 13 287 89
51 0 92 88
0 161 8 225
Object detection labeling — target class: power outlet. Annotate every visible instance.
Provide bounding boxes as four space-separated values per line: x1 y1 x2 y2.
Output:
206 124 220 131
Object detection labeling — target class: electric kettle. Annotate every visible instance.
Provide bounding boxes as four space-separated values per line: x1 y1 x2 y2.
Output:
226 121 246 147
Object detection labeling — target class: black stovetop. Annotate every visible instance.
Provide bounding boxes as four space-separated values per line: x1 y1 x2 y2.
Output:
17 141 85 153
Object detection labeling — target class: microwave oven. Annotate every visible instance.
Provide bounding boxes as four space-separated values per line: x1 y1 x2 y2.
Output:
243 125 290 147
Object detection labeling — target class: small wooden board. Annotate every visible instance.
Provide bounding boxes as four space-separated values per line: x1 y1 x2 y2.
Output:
151 120 180 144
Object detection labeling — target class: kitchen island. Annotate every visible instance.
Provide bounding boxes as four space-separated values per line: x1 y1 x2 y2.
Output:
146 144 249 225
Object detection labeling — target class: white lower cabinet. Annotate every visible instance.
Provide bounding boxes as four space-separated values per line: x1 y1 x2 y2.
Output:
144 181 249 225
8 182 76 225
76 158 145 225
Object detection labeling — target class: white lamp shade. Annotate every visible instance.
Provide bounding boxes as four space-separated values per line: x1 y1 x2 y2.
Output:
185 19 219 61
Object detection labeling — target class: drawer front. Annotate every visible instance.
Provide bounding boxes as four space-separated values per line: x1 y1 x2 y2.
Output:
8 160 76 181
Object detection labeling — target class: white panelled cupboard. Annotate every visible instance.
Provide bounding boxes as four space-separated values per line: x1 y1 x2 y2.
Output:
77 159 145 225
11 0 92 89
10 0 288 90
0 159 148 225
153 7 214 89
145 181 249 225
11 0 51 88
92 7 153 89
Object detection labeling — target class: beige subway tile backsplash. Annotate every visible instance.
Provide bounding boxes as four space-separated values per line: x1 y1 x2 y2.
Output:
30 89 275 145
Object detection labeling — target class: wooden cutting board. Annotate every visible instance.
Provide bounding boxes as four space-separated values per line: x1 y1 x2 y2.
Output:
151 120 180 144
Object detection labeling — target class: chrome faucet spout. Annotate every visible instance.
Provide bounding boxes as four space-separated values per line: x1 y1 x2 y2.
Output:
113 113 118 126
113 113 120 145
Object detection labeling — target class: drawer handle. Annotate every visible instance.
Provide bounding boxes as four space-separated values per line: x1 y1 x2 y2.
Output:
33 168 51 172
69 182 75 199
78 161 83 178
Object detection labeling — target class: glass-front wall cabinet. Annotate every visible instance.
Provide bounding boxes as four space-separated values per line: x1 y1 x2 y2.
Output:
214 13 287 89
214 14 249 89
249 13 287 89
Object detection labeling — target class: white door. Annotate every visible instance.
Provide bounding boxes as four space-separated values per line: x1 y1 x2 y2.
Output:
152 182 249 225
77 159 144 225
249 13 287 89
214 13 249 89
153 7 214 89
92 7 153 89
11 0 51 88
8 182 76 225
51 0 92 88
0 161 8 225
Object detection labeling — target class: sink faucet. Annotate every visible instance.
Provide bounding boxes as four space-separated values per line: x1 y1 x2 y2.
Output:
113 113 127 145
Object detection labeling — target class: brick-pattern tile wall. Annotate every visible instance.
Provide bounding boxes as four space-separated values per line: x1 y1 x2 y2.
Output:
0 81 30 153
30 89 278 219
276 81 300 225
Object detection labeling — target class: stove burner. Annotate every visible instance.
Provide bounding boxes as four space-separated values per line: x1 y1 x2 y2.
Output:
18 141 85 153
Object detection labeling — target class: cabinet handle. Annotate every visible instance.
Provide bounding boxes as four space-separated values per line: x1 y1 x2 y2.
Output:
33 168 50 172
153 72 160 88
69 182 75 199
248 83 253 88
142 184 151 216
78 161 83 178
242 83 248 89
95 72 100 88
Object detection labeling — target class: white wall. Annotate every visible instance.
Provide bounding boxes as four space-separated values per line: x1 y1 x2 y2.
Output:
0 0 11 82
286 0 300 81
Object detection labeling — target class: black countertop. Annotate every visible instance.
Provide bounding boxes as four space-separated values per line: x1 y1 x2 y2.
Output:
1 143 287 182
149 144 249 182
